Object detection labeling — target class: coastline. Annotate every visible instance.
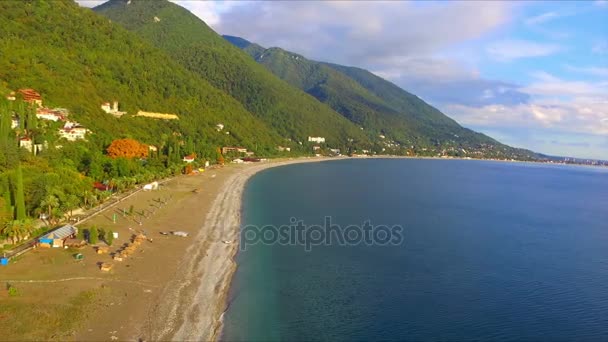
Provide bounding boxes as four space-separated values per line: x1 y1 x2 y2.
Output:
151 157 339 341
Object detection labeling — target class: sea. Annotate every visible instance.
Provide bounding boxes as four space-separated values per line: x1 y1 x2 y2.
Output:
221 158 608 341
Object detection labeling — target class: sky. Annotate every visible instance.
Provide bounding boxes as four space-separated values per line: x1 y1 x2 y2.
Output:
79 1 608 160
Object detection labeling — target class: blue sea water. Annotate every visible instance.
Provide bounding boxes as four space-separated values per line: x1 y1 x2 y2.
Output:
222 159 608 341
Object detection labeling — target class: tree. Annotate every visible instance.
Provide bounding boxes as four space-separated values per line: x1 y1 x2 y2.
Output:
89 226 98 244
0 197 11 230
106 138 149 159
40 194 59 222
1 220 33 244
106 230 114 246
14 164 26 220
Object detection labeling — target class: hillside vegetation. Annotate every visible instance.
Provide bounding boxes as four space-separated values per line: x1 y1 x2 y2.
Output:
224 35 538 159
0 0 285 244
94 0 370 149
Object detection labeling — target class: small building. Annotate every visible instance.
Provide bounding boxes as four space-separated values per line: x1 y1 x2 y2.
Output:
38 225 78 248
36 108 65 122
308 136 326 143
6 91 16 101
183 154 195 163
148 145 158 152
312 145 321 151
101 101 126 117
277 146 291 152
19 137 33 152
58 126 90 141
330 148 341 155
222 146 248 155
93 182 110 191
216 123 224 131
18 88 42 107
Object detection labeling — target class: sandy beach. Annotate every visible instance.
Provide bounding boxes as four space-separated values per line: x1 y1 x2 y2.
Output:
0 156 333 341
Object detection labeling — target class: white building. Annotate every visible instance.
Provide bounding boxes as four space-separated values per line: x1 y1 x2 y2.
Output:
19 138 33 152
308 136 325 143
101 101 126 117
36 108 64 122
58 126 90 141
277 146 291 152
11 117 19 129
216 123 224 131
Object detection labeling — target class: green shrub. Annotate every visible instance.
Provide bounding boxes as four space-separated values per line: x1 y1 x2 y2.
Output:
89 227 98 244
7 284 19 297
106 230 114 246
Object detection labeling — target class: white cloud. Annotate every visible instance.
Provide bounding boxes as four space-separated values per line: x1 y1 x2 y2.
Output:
565 65 608 78
523 72 608 98
211 1 511 67
486 39 562 61
525 12 559 25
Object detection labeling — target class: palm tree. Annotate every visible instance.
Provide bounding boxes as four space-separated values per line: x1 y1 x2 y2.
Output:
1 220 31 245
82 190 98 209
40 194 59 223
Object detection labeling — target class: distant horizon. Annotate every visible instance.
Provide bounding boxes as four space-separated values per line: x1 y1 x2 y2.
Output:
79 0 608 160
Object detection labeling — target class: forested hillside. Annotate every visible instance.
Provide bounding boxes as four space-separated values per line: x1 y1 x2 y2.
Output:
94 0 370 148
0 0 283 244
224 36 539 159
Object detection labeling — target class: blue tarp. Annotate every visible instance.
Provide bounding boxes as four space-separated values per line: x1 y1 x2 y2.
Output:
39 238 53 244
0 258 8 266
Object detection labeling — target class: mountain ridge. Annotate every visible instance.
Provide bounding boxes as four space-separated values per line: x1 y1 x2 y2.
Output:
224 35 539 159
94 0 371 149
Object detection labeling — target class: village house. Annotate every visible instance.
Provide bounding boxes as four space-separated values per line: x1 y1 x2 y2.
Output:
148 145 158 152
101 101 127 117
36 108 66 122
6 91 16 101
58 125 90 141
222 146 248 155
330 148 341 155
277 146 291 152
18 89 43 107
216 123 224 131
313 145 321 151
308 136 326 143
19 137 33 152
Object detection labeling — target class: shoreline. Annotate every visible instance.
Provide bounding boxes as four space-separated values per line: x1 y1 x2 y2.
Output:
152 157 339 341
148 155 600 342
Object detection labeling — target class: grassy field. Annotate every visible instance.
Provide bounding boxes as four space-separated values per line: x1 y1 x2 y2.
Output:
0 285 101 340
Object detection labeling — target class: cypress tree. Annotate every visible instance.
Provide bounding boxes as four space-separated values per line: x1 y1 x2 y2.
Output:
14 164 26 220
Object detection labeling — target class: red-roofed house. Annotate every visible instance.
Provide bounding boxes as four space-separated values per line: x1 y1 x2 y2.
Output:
36 108 65 122
18 89 42 107
183 154 196 163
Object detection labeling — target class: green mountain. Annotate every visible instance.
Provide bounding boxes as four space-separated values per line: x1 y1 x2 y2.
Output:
0 0 288 158
93 0 370 149
224 35 538 159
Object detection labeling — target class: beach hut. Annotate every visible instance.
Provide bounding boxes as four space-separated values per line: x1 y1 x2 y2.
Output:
38 225 78 248
100 263 113 272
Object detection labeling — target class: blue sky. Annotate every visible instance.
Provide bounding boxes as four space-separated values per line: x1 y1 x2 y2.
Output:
80 1 608 159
